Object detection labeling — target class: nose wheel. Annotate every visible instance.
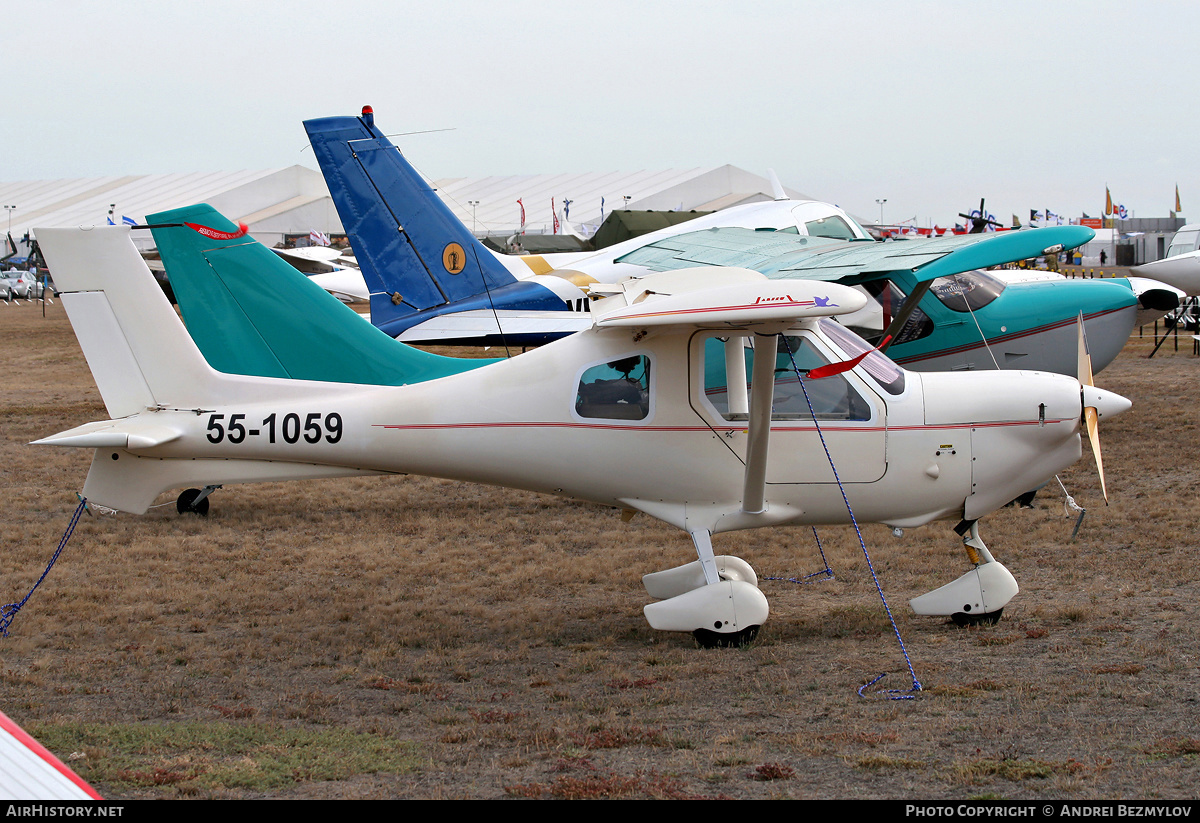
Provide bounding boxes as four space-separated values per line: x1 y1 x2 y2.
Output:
951 607 1004 627
910 521 1018 624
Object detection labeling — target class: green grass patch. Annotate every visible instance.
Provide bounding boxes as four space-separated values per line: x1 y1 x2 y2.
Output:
29 721 422 794
952 757 1055 783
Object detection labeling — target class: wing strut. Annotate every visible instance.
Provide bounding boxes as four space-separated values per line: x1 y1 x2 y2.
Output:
741 333 778 514
877 280 931 352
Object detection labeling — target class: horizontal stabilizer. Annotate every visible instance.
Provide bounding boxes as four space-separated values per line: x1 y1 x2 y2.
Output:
33 419 182 450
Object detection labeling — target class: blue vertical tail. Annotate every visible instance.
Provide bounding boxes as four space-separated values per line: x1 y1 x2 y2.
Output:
303 107 566 338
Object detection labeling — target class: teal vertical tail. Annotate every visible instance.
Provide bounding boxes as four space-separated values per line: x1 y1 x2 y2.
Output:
150 203 494 384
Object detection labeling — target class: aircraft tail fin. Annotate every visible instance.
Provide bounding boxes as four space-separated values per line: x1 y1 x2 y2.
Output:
36 224 223 418
767 169 788 201
303 108 521 332
148 204 493 385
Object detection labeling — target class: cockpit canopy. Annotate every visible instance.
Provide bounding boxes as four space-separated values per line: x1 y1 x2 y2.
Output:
1167 226 1200 258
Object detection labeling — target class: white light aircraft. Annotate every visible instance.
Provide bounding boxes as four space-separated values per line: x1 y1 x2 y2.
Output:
272 246 369 304
1131 224 1200 295
34 220 1130 645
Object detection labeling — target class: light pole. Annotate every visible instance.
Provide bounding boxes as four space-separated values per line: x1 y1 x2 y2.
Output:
468 200 480 235
875 198 887 225
3 205 14 234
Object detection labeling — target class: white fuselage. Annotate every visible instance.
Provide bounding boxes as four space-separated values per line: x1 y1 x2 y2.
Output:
76 321 1085 532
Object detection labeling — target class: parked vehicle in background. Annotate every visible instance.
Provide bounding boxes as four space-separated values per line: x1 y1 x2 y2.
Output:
2 269 46 299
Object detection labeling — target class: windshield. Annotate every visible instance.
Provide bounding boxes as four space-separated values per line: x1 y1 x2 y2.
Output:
1167 229 1199 258
819 318 906 395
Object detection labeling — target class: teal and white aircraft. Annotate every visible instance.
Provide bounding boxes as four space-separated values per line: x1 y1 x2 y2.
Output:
300 108 1171 376
34 213 1130 645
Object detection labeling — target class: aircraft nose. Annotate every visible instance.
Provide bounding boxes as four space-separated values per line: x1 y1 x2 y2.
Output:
1082 384 1131 421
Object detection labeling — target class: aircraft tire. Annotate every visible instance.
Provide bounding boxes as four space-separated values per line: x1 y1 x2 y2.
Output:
951 608 1003 627
693 624 760 649
176 488 211 516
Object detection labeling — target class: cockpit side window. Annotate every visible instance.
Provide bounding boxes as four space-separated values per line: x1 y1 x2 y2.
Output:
702 333 871 422
575 355 651 420
804 216 857 241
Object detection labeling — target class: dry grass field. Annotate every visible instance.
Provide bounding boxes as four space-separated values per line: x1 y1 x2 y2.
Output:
1 301 1198 799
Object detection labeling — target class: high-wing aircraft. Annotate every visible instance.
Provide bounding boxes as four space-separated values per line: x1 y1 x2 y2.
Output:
297 108 1168 376
34 216 1130 645
1131 223 1200 295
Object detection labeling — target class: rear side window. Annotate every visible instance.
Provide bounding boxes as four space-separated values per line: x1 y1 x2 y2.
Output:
928 270 1006 312
576 355 651 420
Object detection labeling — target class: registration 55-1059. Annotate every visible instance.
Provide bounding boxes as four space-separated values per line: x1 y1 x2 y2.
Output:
205 412 344 445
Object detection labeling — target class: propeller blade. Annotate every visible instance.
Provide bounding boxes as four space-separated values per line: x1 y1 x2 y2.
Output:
1077 313 1094 388
1078 312 1103 501
1077 313 1125 504
1084 405 1108 503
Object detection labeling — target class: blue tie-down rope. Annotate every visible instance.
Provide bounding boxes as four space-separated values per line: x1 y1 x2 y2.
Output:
782 340 922 700
1 496 88 637
761 525 836 584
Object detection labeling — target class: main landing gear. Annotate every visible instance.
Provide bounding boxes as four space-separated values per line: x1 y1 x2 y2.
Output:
641 529 768 648
909 520 1017 626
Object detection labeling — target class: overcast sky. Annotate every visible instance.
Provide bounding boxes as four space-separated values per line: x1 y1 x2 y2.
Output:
6 0 1196 227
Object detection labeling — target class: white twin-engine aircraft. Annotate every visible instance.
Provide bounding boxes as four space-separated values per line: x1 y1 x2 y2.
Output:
34 223 1130 646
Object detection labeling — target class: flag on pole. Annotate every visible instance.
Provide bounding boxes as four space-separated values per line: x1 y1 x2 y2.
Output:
1176 184 1182 214
122 215 137 226
517 199 526 234
1105 186 1113 216
309 229 330 246
552 198 559 234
